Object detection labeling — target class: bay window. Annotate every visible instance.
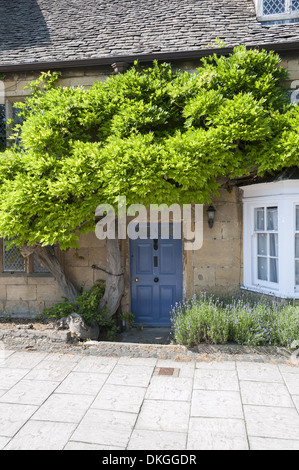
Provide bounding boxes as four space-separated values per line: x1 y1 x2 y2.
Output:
243 179 299 298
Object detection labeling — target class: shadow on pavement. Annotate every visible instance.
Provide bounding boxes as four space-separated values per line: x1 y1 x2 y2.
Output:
119 327 172 344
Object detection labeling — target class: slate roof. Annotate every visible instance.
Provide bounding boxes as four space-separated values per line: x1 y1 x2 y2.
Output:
0 0 299 68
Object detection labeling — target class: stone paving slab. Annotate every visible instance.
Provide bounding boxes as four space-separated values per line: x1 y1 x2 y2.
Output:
0 346 298 450
0 327 298 450
188 417 249 450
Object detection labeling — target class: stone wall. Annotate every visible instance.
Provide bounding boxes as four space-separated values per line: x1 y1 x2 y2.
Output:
279 55 299 86
0 186 242 318
0 233 107 318
192 187 243 297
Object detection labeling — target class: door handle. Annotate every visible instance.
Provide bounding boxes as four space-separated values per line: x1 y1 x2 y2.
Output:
154 277 159 283
133 278 139 283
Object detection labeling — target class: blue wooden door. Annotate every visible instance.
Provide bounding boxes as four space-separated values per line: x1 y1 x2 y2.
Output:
130 224 183 327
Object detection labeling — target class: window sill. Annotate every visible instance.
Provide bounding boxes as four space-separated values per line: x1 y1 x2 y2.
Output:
258 17 299 25
241 285 299 299
257 12 299 22
0 272 53 278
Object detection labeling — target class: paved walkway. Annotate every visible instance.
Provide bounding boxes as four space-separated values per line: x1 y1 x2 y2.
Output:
0 346 298 450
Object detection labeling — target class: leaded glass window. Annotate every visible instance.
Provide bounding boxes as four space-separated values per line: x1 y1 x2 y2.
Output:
33 252 50 273
292 0 299 11
261 0 299 17
263 0 286 15
3 239 25 272
2 239 51 274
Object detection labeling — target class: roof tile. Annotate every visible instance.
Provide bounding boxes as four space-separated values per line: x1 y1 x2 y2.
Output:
0 0 299 66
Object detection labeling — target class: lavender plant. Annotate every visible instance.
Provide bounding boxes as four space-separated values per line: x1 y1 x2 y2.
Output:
170 293 299 348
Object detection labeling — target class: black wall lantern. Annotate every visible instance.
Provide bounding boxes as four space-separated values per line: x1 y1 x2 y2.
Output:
207 205 216 228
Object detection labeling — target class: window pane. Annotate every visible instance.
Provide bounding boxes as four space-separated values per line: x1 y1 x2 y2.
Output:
270 258 278 283
296 261 299 285
255 208 264 231
13 107 23 125
269 233 278 257
292 0 299 11
3 241 25 272
263 0 286 15
296 234 299 259
296 206 299 231
258 233 267 255
267 207 278 231
13 107 23 147
33 253 50 273
258 257 268 281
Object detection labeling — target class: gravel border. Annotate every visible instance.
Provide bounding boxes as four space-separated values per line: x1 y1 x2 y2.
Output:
0 325 297 365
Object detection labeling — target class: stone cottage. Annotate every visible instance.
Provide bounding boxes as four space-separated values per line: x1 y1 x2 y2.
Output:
0 0 299 325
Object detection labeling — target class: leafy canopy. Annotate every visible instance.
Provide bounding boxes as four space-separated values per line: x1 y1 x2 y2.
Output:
0 46 298 249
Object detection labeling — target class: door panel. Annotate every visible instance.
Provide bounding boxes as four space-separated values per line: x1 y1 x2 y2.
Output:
137 243 152 273
159 285 176 321
160 243 176 274
130 224 183 327
135 285 153 322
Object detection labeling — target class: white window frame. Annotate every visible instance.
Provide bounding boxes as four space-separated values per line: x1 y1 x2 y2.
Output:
243 179 299 299
253 205 279 289
255 0 299 21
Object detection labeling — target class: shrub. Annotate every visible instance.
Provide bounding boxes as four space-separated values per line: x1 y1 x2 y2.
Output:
41 297 75 320
41 283 105 324
40 283 119 340
170 293 299 348
275 305 299 348
170 296 230 347
74 284 106 326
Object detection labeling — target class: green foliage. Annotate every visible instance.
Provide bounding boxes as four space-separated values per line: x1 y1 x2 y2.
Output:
204 37 227 49
41 283 105 326
41 297 75 319
275 305 299 347
171 294 299 348
170 296 230 346
120 311 135 330
25 71 62 93
41 282 120 340
199 47 289 109
41 284 119 341
0 46 297 250
73 284 106 325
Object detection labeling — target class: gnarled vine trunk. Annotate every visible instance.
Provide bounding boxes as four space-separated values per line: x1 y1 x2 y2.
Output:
20 244 79 302
20 238 124 318
99 237 124 318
